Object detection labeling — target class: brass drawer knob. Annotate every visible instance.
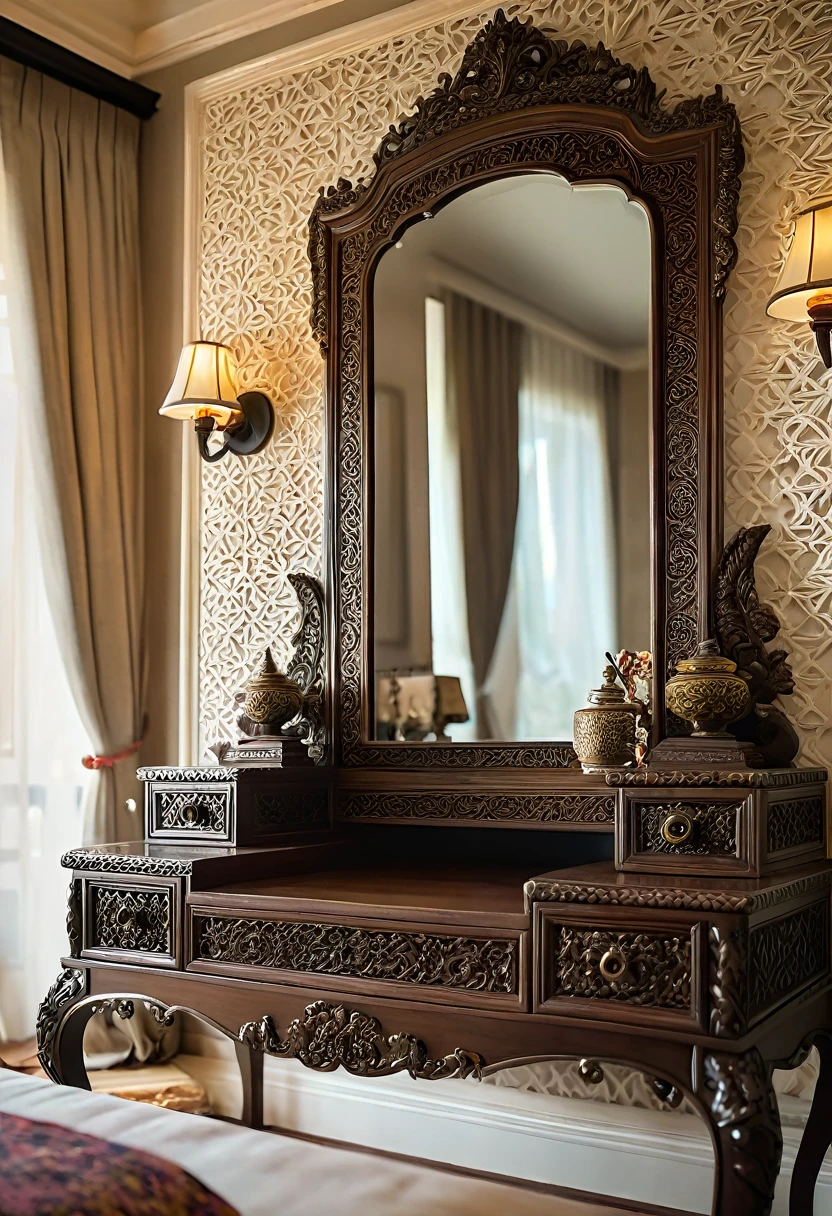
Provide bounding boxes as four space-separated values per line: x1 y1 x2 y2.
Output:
182 802 200 824
599 947 628 982
661 810 694 846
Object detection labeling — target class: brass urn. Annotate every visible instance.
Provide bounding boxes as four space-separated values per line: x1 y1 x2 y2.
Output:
573 666 640 773
241 647 305 729
665 639 750 735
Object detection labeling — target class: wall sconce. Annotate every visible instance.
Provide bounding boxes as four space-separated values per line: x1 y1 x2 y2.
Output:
160 341 273 462
767 201 832 367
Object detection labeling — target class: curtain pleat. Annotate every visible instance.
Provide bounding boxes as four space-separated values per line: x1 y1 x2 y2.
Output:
0 59 145 845
443 291 522 737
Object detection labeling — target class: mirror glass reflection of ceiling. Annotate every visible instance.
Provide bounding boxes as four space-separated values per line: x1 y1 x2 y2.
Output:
397 175 651 356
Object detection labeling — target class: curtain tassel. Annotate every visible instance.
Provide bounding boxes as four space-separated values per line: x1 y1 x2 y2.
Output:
82 740 143 770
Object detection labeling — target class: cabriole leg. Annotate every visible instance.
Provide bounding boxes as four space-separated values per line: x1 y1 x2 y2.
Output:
234 1038 264 1129
703 1048 782 1216
790 1032 832 1215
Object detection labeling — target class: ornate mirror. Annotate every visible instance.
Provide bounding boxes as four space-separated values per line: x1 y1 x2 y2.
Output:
310 10 743 770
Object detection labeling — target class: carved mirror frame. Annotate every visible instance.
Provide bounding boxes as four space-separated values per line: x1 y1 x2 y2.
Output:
309 10 743 769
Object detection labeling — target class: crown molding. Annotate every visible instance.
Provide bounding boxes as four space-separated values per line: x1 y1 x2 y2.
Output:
0 0 133 77
3 0 360 79
186 0 486 103
134 0 347 75
0 17 159 118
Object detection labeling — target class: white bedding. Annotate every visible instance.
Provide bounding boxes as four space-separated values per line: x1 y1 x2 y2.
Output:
0 1069 637 1215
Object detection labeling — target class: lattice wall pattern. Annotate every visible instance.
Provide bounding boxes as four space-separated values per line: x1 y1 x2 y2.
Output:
195 0 832 1101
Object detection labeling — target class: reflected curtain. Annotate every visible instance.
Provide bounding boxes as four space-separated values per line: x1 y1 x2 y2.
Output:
503 330 618 739
443 291 521 736
0 59 145 846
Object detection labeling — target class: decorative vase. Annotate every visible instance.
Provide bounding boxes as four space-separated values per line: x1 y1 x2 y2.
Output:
665 639 750 735
241 647 305 729
573 666 640 773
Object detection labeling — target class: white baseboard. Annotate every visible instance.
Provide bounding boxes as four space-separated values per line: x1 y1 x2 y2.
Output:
176 1033 831 1215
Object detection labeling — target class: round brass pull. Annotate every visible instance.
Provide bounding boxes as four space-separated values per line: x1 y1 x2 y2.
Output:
182 802 200 824
599 947 628 982
661 810 694 846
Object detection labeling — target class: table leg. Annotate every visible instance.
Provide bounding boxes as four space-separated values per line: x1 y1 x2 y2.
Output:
702 1048 782 1216
234 1038 264 1129
790 1032 832 1215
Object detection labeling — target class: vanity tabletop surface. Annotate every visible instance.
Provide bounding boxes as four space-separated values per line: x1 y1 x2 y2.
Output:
189 861 533 929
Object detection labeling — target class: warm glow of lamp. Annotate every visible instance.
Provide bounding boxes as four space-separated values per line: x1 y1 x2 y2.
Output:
160 340 273 463
160 341 243 427
767 201 832 366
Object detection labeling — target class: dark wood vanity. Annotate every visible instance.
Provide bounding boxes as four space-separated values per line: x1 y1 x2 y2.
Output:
37 12 831 1216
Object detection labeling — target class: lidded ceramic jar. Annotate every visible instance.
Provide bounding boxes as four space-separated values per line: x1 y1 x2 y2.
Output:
573 666 639 773
242 647 305 729
665 639 750 735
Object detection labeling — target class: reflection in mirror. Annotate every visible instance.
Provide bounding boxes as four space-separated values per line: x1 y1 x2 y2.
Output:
373 174 651 742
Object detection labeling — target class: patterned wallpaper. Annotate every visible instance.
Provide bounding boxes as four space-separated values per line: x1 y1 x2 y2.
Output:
192 0 832 1112
195 0 832 765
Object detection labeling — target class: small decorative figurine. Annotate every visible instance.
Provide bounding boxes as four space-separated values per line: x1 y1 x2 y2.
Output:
573 666 641 773
664 638 750 736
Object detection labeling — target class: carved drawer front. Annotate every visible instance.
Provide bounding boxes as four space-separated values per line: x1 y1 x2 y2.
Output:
188 909 528 1011
535 905 704 1029
83 879 179 968
763 788 826 869
617 790 751 876
146 781 234 843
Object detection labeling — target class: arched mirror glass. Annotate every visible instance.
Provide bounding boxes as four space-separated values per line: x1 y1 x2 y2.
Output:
372 173 652 743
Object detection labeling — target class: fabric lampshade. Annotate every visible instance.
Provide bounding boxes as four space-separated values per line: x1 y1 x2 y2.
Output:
767 202 832 321
160 341 242 425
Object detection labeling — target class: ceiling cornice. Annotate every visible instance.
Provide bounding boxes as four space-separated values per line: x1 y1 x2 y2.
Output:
1 0 349 80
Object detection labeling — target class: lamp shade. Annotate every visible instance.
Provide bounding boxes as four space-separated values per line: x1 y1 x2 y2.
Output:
767 202 832 321
160 341 242 425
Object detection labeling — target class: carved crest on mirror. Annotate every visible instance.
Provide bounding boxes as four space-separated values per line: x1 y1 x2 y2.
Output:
309 9 744 767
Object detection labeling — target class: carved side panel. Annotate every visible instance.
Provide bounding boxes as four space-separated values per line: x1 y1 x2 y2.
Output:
254 791 329 832
748 900 829 1018
339 791 615 824
766 794 824 854
198 915 517 994
90 887 172 955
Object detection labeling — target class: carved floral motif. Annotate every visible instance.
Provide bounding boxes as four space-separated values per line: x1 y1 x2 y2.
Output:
238 1002 484 1080
338 791 614 824
198 916 516 993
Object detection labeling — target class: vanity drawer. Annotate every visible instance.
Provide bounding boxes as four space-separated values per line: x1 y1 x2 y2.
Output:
145 780 234 843
617 789 752 876
534 905 705 1030
187 907 528 1012
82 877 181 968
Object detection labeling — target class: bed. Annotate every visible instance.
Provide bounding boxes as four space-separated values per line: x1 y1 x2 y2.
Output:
0 1069 654 1216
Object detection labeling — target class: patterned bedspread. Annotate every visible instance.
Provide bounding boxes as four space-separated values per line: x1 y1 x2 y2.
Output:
0 1110 239 1215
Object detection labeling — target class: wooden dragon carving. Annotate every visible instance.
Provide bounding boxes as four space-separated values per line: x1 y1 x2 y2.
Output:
713 525 799 767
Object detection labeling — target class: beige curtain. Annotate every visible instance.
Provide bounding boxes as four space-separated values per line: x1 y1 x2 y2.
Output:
0 59 144 845
444 291 522 737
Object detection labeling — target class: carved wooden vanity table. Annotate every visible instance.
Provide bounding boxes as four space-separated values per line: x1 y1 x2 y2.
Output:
37 13 832 1216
